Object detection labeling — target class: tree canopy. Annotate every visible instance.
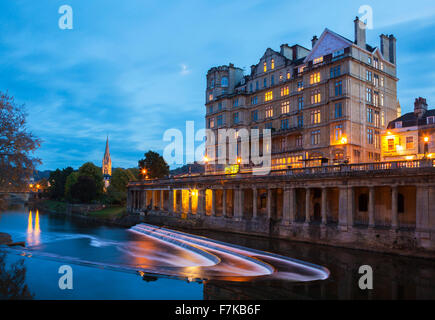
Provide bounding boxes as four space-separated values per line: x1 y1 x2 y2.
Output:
48 167 74 200
78 162 104 195
138 150 169 179
0 92 41 191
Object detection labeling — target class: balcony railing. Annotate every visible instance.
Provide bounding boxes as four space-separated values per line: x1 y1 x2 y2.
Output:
128 159 435 186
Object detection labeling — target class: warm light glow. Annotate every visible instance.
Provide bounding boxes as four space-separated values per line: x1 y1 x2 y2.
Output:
405 155 414 160
428 154 433 158
34 210 41 235
396 145 403 152
340 137 348 144
424 136 429 142
237 157 241 164
387 131 392 135
27 210 33 233
141 168 147 174
29 184 33 188
203 156 209 163
36 184 40 189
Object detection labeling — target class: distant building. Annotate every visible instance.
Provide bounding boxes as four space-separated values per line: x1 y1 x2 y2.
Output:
204 17 399 172
382 97 435 161
102 136 112 187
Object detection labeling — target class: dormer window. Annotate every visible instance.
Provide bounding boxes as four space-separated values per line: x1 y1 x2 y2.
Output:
427 116 435 125
313 56 323 64
221 77 228 87
271 59 275 70
395 121 402 128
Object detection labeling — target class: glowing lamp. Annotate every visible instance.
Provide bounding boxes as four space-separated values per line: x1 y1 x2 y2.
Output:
141 168 147 174
424 137 429 143
36 184 40 189
29 184 33 188
340 137 348 144
237 157 241 164
203 156 209 163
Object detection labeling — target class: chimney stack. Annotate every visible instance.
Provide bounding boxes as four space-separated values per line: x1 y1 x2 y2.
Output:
354 16 366 49
388 34 396 64
311 35 318 48
380 34 390 62
414 97 428 118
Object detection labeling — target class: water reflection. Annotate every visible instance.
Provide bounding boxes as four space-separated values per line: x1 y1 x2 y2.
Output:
26 210 41 246
0 253 33 300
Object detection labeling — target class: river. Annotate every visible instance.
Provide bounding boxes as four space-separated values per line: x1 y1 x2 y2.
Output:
0 204 434 299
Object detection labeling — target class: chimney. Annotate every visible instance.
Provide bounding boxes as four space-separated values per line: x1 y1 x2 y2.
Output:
280 44 292 60
250 65 256 75
414 97 428 118
380 34 390 62
354 16 366 48
388 34 396 64
311 35 318 48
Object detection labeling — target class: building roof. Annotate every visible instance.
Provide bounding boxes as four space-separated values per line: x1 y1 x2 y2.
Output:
387 109 435 129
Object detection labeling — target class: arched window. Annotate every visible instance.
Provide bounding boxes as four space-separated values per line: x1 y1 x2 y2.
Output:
221 77 228 87
358 194 368 212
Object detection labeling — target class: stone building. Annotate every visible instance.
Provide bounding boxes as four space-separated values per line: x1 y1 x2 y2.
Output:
205 17 399 172
382 97 435 161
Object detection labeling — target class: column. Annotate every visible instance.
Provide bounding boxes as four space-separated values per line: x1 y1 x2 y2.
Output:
161 190 165 211
305 188 311 224
211 189 216 216
289 187 296 223
368 187 375 228
347 186 354 227
252 188 258 219
267 188 272 219
239 188 245 220
142 190 147 210
127 190 131 211
234 188 243 220
169 189 174 214
282 187 291 225
188 190 192 215
197 189 205 217
416 186 431 239
178 190 183 214
321 187 327 225
338 186 348 228
391 186 398 229
132 191 136 210
151 190 156 210
222 189 227 217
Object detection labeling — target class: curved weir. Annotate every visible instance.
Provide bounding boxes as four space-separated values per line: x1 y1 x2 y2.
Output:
130 223 330 282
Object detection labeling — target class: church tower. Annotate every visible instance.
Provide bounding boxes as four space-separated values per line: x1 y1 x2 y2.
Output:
102 136 112 177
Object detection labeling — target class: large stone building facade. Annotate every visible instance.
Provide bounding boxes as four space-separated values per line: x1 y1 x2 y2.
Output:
205 18 399 172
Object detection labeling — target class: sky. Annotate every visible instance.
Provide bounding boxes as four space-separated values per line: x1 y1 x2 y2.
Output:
0 0 434 170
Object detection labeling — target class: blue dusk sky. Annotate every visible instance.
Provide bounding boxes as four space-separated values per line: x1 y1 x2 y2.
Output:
0 0 434 170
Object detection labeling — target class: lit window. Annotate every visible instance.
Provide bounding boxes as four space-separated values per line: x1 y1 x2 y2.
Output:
298 66 305 74
271 59 275 70
313 56 323 64
381 111 385 126
265 106 273 118
310 72 320 84
281 101 290 114
334 125 343 141
311 130 320 145
265 91 273 101
310 109 321 124
311 90 321 104
263 62 267 72
208 117 215 128
387 138 394 151
380 77 384 87
287 72 291 79
380 93 384 106
406 136 414 149
209 94 213 101
297 81 304 91
280 86 289 96
279 74 283 81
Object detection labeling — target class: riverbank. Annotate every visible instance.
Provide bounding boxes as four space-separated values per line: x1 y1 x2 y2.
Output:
0 232 12 245
35 199 142 227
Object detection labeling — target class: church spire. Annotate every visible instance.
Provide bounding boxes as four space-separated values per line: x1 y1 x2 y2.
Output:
102 136 112 176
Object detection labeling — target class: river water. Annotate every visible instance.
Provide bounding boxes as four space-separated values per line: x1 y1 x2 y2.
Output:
0 204 434 300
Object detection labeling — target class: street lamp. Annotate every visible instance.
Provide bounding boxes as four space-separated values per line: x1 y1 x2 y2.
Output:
424 136 430 158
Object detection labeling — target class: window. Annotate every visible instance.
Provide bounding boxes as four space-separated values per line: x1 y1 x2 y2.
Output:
208 117 215 128
311 130 320 145
381 111 385 127
265 106 273 118
427 116 435 124
330 66 341 78
366 70 372 82
210 79 215 88
367 128 374 144
208 105 213 114
251 96 258 105
374 58 379 69
249 83 253 92
265 122 273 129
311 109 321 124
264 78 267 88
297 81 304 91
406 136 414 150
271 75 274 86
380 93 384 106
233 98 239 107
218 102 222 110
311 90 321 104
333 49 344 58
374 110 380 127
375 130 380 148
281 119 289 130
334 125 343 141
335 103 343 118
335 81 342 96
265 91 273 101
374 74 379 87
217 115 223 126
263 62 267 72
296 135 303 147
395 121 402 128
251 110 258 122
281 101 290 114
366 88 373 103
280 86 289 96
368 56 372 65
313 56 323 64
388 138 394 151
256 81 259 90
297 115 304 128
380 77 384 87
221 77 228 87
209 94 213 101
310 72 320 84
367 107 373 123
286 72 291 79
271 59 275 70
279 74 283 81
373 92 379 106
233 112 239 124
298 97 304 110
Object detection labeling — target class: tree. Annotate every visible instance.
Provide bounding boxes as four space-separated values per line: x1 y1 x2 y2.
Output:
111 168 134 192
0 253 34 299
0 92 41 192
77 162 104 195
70 176 97 203
48 167 74 200
64 171 79 200
138 151 169 179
